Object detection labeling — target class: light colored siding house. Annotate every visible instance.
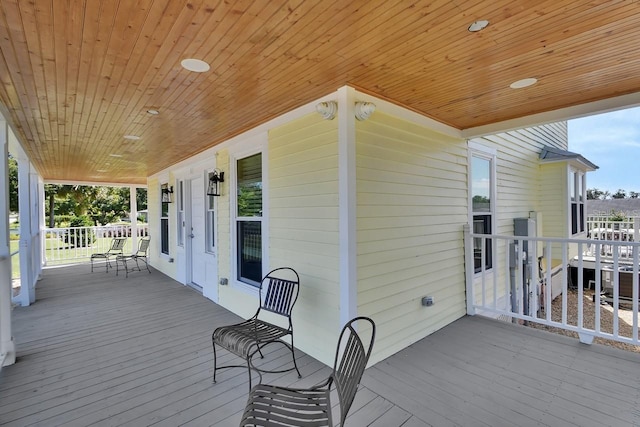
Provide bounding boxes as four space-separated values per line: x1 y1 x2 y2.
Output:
146 85 592 366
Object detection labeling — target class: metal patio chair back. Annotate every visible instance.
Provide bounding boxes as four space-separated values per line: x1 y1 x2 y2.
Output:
239 316 376 427
90 236 127 273
116 237 151 277
212 267 301 389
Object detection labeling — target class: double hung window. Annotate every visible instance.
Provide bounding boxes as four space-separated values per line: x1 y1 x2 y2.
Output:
160 184 170 255
236 153 263 285
177 181 185 247
570 169 586 235
206 171 217 253
469 146 496 273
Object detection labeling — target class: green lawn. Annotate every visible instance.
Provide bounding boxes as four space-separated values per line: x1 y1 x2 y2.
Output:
9 235 134 278
10 239 19 279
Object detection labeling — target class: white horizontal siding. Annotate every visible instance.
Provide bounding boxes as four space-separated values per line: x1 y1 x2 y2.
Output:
355 111 468 363
474 122 569 236
268 114 341 364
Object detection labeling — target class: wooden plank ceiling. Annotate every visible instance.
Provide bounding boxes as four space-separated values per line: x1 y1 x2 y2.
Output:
1 0 640 184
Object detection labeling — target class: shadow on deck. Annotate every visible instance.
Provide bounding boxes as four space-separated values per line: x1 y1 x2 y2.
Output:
1 265 639 426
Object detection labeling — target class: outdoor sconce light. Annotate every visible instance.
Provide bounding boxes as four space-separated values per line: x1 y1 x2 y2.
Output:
161 184 173 203
354 101 376 121
207 169 225 197
316 101 337 120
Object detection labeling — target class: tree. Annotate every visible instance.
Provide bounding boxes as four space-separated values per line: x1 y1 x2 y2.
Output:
44 185 146 227
8 154 18 212
586 188 604 200
136 188 147 211
630 191 639 199
612 189 627 199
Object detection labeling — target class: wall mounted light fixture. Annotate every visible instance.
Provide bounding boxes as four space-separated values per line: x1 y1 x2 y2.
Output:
354 102 376 121
316 101 338 120
207 169 225 197
161 184 174 203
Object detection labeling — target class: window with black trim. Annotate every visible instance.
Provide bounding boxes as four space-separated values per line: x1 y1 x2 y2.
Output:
236 153 263 285
177 180 185 247
570 169 586 235
206 171 216 253
471 152 494 272
160 184 170 255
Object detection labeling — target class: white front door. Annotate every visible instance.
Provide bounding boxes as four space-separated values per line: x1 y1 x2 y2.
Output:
189 176 218 301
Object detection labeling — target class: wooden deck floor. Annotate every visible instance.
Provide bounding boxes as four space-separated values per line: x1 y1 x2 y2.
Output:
1 265 640 427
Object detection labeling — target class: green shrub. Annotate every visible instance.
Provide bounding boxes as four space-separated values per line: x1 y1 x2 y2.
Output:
608 210 627 222
45 214 75 228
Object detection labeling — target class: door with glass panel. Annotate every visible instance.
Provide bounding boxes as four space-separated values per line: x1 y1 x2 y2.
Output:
189 176 218 301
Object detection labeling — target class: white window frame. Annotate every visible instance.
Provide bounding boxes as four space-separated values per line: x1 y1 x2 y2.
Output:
160 182 170 256
230 135 268 290
468 141 497 275
205 170 217 254
177 180 185 247
569 166 586 236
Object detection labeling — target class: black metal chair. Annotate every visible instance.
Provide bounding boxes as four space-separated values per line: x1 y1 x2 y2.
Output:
239 316 376 427
90 237 127 273
116 237 151 277
212 267 301 389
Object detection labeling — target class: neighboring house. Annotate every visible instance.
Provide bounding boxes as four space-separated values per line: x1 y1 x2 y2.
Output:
587 198 640 217
145 86 596 366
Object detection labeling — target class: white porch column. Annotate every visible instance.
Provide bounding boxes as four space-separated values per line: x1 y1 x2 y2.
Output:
17 152 34 306
337 86 358 327
0 118 16 367
130 185 138 251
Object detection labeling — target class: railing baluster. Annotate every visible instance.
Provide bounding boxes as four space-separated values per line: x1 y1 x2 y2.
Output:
42 224 148 265
577 243 584 332
545 241 552 323
613 250 619 338
561 240 568 326
594 247 602 335
466 225 640 347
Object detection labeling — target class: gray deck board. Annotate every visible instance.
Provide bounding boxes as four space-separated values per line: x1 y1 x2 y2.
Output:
1 264 639 426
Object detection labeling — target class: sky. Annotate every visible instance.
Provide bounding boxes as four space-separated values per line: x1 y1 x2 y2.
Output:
568 106 640 195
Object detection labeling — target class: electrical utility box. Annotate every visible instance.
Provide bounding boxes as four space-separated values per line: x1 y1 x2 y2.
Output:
514 217 536 254
513 217 538 317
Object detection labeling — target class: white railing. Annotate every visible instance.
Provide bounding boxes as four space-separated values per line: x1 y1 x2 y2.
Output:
464 226 640 346
585 217 639 262
587 216 639 240
43 224 149 265
10 248 19 304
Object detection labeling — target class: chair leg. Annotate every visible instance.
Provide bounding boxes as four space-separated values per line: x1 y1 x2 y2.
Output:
289 336 302 378
212 334 218 383
247 359 253 390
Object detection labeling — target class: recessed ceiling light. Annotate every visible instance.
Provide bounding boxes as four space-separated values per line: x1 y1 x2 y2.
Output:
181 58 210 72
123 135 141 140
510 78 538 89
147 109 159 115
109 153 123 158
468 20 489 32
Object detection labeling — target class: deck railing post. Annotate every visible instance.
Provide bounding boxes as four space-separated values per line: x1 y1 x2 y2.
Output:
463 224 476 315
